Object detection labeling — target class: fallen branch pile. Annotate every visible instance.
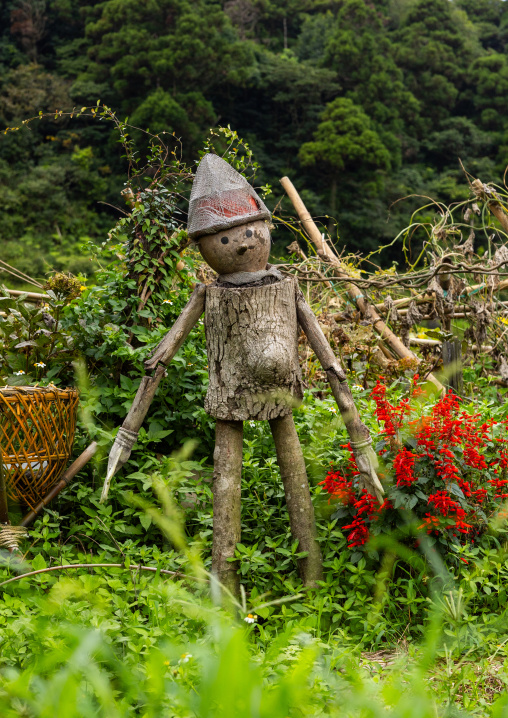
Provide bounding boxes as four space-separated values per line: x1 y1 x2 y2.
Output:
277 175 508 391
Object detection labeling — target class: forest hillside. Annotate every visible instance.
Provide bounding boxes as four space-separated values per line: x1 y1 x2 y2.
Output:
1 0 508 280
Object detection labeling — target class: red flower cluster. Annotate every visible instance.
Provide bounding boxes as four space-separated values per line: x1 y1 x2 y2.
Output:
427 490 471 534
322 375 508 552
342 490 383 548
319 471 355 506
371 375 420 437
489 478 508 499
394 447 417 487
341 517 370 548
322 444 394 547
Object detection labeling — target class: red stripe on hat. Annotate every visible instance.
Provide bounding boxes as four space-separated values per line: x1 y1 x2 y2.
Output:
197 191 259 220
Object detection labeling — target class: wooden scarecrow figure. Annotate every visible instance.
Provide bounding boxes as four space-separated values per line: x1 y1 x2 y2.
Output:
104 154 383 593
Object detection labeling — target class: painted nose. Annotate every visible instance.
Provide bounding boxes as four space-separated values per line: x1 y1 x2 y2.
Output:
237 244 248 255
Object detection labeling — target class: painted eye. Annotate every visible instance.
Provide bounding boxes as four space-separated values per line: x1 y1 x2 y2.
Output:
221 236 229 244
245 229 253 238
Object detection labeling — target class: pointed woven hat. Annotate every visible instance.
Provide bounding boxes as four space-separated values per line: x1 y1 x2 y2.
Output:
188 153 271 240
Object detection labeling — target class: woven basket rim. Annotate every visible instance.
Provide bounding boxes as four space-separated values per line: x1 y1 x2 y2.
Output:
0 385 78 398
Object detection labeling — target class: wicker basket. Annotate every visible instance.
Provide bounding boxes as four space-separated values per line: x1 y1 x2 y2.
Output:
0 386 79 509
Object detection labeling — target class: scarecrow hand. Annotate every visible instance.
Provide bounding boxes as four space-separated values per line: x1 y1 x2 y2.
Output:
100 427 138 503
350 439 384 503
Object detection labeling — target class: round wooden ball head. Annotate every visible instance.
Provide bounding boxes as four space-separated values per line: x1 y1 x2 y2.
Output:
197 220 270 274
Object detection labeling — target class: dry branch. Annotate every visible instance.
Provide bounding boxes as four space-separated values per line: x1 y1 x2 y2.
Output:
280 176 444 394
21 441 98 527
373 280 508 313
472 179 508 235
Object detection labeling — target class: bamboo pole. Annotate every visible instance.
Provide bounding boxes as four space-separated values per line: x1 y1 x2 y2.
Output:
280 176 444 393
3 289 49 302
395 305 508 319
409 337 492 351
20 441 98 528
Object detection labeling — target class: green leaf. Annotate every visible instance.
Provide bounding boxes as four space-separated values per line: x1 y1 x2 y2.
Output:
139 513 152 531
32 554 47 571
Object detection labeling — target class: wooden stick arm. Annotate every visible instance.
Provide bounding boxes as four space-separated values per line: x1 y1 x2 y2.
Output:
100 365 167 503
117 284 205 437
144 283 206 371
295 288 384 501
121 364 167 434
122 283 206 435
100 283 206 502
295 287 347 381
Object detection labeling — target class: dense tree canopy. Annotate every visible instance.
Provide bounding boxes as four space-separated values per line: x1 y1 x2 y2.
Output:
1 0 508 280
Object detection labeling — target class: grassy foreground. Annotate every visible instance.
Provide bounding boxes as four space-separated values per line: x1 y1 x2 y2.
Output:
1 544 508 716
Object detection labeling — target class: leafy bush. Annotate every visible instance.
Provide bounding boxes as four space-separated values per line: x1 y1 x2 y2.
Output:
0 278 80 385
2 469 508 716
322 375 508 562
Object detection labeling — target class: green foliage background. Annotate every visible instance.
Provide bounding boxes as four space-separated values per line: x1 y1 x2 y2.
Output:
2 0 508 279
4 2 508 713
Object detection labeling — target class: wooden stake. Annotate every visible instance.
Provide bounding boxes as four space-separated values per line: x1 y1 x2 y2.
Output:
212 419 243 596
280 176 444 394
0 447 9 525
269 414 323 586
442 339 464 395
21 442 98 527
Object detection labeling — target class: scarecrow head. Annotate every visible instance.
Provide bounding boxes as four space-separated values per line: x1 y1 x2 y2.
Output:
188 153 271 275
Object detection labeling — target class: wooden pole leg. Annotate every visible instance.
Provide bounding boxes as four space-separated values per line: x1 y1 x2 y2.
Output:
269 414 323 587
212 419 243 596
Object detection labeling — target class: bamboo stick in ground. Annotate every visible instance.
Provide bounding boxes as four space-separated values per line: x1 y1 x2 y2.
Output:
269 414 323 586
280 176 444 394
212 419 243 596
21 442 98 527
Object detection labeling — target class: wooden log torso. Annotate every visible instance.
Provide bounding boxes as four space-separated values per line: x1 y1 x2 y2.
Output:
204 277 304 421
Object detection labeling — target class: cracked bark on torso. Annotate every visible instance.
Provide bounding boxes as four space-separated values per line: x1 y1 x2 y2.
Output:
204 276 303 421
